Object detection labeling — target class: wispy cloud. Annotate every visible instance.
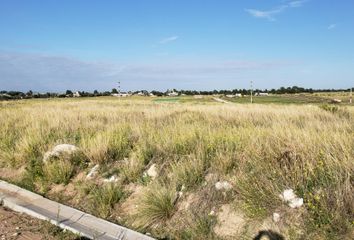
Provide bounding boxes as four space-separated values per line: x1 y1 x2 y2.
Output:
245 0 307 21
245 6 286 21
288 0 306 8
159 36 179 44
327 23 337 30
0 51 292 91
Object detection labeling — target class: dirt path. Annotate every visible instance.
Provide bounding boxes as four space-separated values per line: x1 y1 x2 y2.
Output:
212 97 231 104
0 207 78 240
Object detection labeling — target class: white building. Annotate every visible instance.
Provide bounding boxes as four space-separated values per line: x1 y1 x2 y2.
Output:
225 94 242 98
112 93 130 97
256 92 269 96
167 91 179 96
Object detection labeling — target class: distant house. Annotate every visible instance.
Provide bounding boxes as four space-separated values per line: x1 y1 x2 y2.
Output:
112 92 130 97
73 91 81 97
135 92 145 96
167 91 179 96
256 92 269 96
226 94 242 98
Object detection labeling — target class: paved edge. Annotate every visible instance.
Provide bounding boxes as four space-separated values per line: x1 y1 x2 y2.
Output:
0 180 154 240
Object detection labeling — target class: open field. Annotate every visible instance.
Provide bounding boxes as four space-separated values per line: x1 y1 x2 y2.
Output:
0 97 353 239
220 93 352 105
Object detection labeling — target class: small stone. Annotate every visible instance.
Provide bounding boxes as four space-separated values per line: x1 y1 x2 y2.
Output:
43 144 79 162
12 232 20 237
288 197 303 208
86 164 99 179
215 181 233 191
146 164 158 179
103 175 118 183
279 189 303 208
273 212 280 222
205 173 217 183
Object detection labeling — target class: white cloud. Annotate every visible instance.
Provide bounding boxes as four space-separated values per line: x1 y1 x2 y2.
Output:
288 0 306 8
245 6 286 21
159 36 179 44
0 51 292 91
245 0 307 21
327 24 337 30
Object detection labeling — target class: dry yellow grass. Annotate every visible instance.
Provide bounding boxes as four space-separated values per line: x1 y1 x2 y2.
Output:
0 97 353 239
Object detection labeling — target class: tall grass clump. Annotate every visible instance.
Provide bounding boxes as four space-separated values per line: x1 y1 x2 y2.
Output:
43 159 74 185
88 183 125 218
170 156 205 190
82 125 134 164
135 184 177 229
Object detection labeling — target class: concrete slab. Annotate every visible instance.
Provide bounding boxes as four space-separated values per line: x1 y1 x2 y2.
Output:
0 180 154 240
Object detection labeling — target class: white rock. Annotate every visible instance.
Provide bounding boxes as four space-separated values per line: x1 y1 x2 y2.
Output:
288 197 303 208
273 212 280 222
279 189 303 208
103 175 118 183
209 210 215 216
86 164 99 179
146 164 158 179
215 181 233 191
43 144 79 162
279 189 296 202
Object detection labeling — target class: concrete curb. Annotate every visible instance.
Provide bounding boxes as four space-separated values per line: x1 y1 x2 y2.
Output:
0 180 154 240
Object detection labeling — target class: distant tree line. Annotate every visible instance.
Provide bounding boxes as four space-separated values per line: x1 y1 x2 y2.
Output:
0 86 352 100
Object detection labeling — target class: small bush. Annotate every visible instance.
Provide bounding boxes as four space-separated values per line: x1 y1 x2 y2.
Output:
43 159 74 185
177 214 217 240
42 150 87 185
18 158 44 191
320 104 339 113
88 183 125 218
120 157 146 183
82 125 134 164
171 156 205 190
135 184 177 229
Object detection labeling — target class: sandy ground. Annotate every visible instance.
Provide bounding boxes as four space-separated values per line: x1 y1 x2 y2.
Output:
0 207 78 240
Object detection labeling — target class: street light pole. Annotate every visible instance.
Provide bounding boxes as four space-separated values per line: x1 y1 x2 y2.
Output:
250 80 253 104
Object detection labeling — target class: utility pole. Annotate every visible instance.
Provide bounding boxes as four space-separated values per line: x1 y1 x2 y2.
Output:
250 80 253 104
118 81 121 95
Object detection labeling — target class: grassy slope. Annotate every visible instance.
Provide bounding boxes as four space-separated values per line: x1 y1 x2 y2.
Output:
0 96 353 239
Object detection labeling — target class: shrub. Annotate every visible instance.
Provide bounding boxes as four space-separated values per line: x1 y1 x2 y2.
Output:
170 156 205 190
43 159 74 185
88 183 125 218
135 184 177 229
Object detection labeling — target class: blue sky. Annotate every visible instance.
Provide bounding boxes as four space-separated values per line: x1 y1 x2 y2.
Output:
0 0 353 92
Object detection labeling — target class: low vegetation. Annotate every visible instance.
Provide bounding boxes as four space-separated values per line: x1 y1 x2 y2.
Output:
0 96 353 239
